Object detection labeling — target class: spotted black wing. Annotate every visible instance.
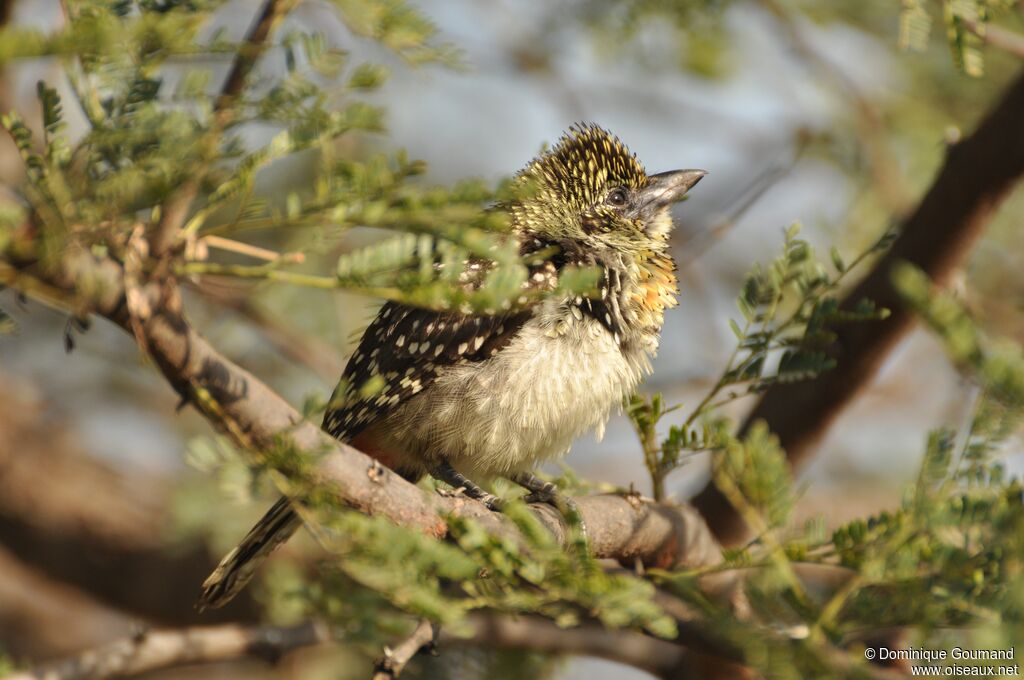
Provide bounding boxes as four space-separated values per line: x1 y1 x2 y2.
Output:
322 302 531 442
321 234 565 442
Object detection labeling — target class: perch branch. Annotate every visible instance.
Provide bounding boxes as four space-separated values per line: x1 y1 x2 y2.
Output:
1 245 725 574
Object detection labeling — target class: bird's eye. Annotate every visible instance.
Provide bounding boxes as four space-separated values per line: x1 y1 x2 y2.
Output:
606 187 628 207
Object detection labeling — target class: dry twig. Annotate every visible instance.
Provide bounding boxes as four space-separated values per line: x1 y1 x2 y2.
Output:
960 15 1024 60
372 619 436 680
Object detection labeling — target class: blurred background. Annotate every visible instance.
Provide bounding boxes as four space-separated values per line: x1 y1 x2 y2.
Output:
1 0 1022 677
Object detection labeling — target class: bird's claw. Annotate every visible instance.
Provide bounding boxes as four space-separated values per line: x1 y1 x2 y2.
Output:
515 474 588 539
482 493 505 512
431 462 505 512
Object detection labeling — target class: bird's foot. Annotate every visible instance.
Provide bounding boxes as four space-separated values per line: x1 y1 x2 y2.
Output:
431 462 504 511
511 472 588 539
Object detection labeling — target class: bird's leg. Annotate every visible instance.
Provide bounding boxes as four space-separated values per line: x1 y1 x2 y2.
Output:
511 471 587 538
430 461 504 511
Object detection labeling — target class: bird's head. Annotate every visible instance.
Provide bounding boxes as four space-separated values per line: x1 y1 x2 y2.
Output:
509 124 705 257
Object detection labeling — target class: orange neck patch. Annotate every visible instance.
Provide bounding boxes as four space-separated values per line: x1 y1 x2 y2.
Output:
631 253 679 330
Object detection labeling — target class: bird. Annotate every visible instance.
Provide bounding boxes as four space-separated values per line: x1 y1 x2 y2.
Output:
198 124 705 610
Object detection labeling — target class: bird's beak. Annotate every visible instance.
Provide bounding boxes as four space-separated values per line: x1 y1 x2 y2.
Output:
639 169 707 211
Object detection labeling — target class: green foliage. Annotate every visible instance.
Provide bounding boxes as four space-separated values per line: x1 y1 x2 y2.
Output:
279 499 676 641
899 0 934 53
620 224 1024 676
580 0 1019 77
311 511 480 625
579 0 734 78
895 263 1024 408
329 0 462 66
823 403 1023 638
713 421 795 531
646 266 1024 676
184 430 679 644
628 222 892 500
4 0 1024 677
0 0 519 313
0 651 14 675
898 0 1019 77
0 0 456 66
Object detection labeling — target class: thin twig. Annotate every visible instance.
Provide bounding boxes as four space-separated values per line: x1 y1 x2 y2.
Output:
178 261 340 288
150 0 297 256
200 235 305 263
372 619 436 680
960 15 1024 60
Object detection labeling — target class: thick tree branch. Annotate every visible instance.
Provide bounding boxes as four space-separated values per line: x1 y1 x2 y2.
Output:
3 621 331 680
447 613 687 678
693 68 1024 544
0 615 688 680
2 610 909 680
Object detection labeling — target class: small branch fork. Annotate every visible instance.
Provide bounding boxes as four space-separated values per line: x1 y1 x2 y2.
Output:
372 619 437 680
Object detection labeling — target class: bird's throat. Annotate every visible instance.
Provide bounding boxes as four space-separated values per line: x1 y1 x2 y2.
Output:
632 252 679 330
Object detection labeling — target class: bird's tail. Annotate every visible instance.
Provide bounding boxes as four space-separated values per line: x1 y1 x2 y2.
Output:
198 496 303 610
